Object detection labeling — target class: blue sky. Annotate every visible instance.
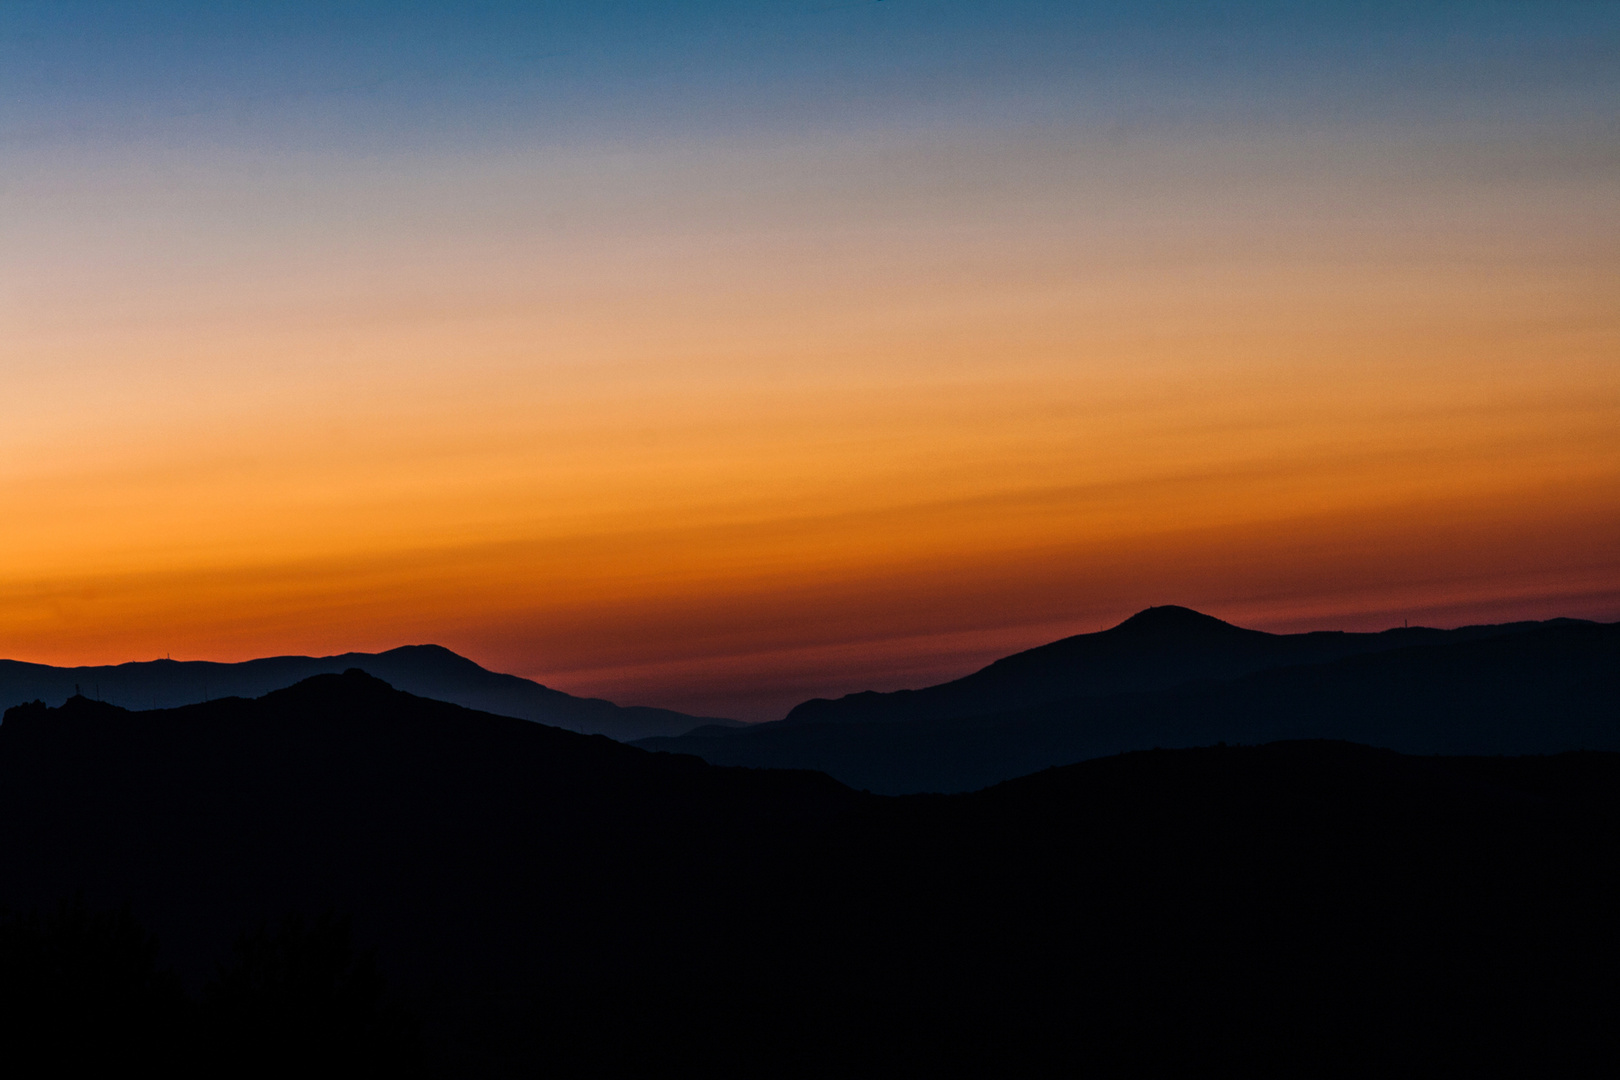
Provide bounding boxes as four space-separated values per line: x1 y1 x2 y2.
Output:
6 1 1616 152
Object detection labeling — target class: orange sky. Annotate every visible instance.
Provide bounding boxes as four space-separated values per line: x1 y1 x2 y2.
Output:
4 8 1619 719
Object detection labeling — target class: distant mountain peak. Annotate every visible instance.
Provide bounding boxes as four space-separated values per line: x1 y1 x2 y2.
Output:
374 643 489 671
0 645 732 742
1109 606 1247 637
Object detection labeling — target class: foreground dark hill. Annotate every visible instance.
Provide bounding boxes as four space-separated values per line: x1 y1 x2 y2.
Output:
642 618 1620 793
0 674 853 1074
3 674 1620 1073
778 604 1585 726
0 644 732 741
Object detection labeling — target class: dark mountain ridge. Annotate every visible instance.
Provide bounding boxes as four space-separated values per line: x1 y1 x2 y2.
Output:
643 614 1620 793
2 672 1619 1073
0 643 734 742
778 604 1586 727
0 674 852 1000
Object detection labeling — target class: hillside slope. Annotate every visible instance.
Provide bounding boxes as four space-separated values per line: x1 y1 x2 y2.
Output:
2 673 1618 1072
778 605 1581 726
0 644 733 741
642 620 1620 792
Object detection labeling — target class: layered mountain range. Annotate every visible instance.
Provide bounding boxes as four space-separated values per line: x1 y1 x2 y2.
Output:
2 671 1618 1072
0 644 734 742
7 605 1613 791
638 606 1620 792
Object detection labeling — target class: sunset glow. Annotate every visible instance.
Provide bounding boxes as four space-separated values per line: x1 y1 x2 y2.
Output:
4 2 1617 718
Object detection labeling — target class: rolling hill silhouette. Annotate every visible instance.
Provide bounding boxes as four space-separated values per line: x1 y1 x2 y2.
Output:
640 610 1620 792
776 604 1582 726
2 671 1619 1072
0 644 733 742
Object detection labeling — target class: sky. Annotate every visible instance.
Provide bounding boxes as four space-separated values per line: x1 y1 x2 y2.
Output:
3 1 1618 720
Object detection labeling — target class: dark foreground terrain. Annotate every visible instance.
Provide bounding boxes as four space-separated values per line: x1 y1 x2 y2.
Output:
3 672 1618 1074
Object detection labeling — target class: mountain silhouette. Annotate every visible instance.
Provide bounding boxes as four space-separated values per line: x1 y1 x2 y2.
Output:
0 644 734 742
774 604 1576 727
641 611 1620 792
2 672 1619 1072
